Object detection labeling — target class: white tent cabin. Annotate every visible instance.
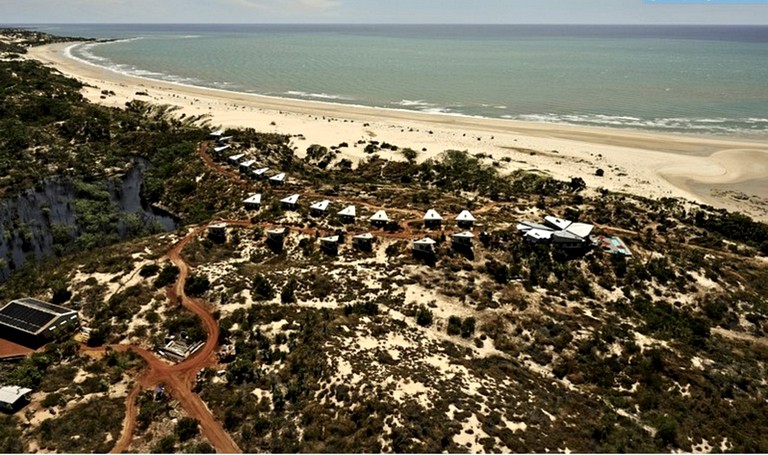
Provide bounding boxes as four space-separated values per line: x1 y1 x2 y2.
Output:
266 227 287 244
243 194 262 211
413 237 437 253
269 172 286 185
210 129 224 138
310 200 331 217
319 235 340 254
227 153 245 165
456 210 476 228
338 205 357 224
369 210 390 228
352 232 375 250
239 159 256 174
208 223 227 242
280 194 300 210
544 215 572 231
252 167 270 180
423 209 443 228
524 228 555 243
451 231 475 247
212 144 230 158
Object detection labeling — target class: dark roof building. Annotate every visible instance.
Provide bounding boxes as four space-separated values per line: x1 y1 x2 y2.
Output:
0 298 79 348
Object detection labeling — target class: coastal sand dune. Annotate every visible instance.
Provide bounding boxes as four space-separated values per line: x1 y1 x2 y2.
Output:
27 42 768 221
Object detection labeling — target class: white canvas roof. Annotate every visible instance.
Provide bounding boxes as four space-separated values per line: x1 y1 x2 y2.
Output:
310 200 331 211
213 145 230 153
525 229 554 241
228 153 245 162
240 159 256 168
320 235 340 243
270 172 286 182
243 194 261 204
253 167 269 176
353 233 374 240
452 231 475 239
544 215 572 231
565 222 594 239
209 223 227 229
280 194 300 205
553 230 584 242
456 210 476 222
413 237 437 245
210 130 224 137
218 136 233 142
0 386 32 405
267 227 286 236
370 210 389 222
517 221 554 232
423 209 442 221
338 205 356 217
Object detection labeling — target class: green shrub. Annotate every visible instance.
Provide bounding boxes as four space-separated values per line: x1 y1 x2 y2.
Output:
154 264 180 288
415 305 434 327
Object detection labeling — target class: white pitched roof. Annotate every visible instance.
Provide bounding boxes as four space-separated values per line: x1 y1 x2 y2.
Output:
218 136 233 142
209 223 227 229
452 231 475 239
553 230 584 242
353 233 374 240
310 200 331 211
253 167 269 176
565 222 594 239
0 386 32 404
210 130 224 137
320 235 340 243
544 215 572 231
413 237 437 245
228 153 245 162
338 205 356 217
423 209 442 221
240 159 256 168
269 172 286 182
243 194 261 204
280 194 300 205
525 229 554 241
456 210 476 222
267 227 286 236
213 145 230 153
516 221 554 232
369 210 389 222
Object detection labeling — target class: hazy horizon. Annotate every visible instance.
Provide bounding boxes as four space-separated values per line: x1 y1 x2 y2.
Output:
1 0 767 25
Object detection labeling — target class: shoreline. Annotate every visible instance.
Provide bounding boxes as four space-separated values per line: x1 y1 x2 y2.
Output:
27 41 768 222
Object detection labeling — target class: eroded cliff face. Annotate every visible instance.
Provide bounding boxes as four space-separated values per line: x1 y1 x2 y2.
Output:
0 159 176 281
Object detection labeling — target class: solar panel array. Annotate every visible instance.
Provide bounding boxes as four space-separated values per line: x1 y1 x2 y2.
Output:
0 302 56 334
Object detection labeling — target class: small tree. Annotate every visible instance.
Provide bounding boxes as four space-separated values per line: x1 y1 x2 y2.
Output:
184 274 211 297
281 277 298 304
175 417 200 442
415 305 434 327
252 274 275 301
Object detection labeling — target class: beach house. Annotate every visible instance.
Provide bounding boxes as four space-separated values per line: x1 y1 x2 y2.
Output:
269 173 286 185
266 227 287 247
280 194 300 210
208 223 227 243
423 209 443 229
252 167 270 180
227 153 245 165
319 235 340 255
352 233 375 251
243 194 262 211
369 210 389 228
338 205 357 224
310 200 331 217
456 210 476 229
239 159 256 174
451 231 475 247
413 237 437 254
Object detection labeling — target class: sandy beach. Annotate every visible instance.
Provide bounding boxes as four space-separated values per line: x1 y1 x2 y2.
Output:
27 42 768 221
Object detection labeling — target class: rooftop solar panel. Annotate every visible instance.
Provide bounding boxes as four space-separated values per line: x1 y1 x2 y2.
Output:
14 298 75 315
0 302 56 334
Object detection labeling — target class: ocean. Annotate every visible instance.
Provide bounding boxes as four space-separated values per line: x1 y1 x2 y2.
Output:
27 24 768 138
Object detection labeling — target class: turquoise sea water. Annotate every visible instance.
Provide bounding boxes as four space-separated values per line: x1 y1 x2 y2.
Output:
28 24 768 137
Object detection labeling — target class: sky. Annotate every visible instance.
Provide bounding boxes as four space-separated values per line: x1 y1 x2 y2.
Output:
1 0 768 25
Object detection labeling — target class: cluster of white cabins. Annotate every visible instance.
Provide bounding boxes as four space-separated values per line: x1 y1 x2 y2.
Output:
209 132 631 258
